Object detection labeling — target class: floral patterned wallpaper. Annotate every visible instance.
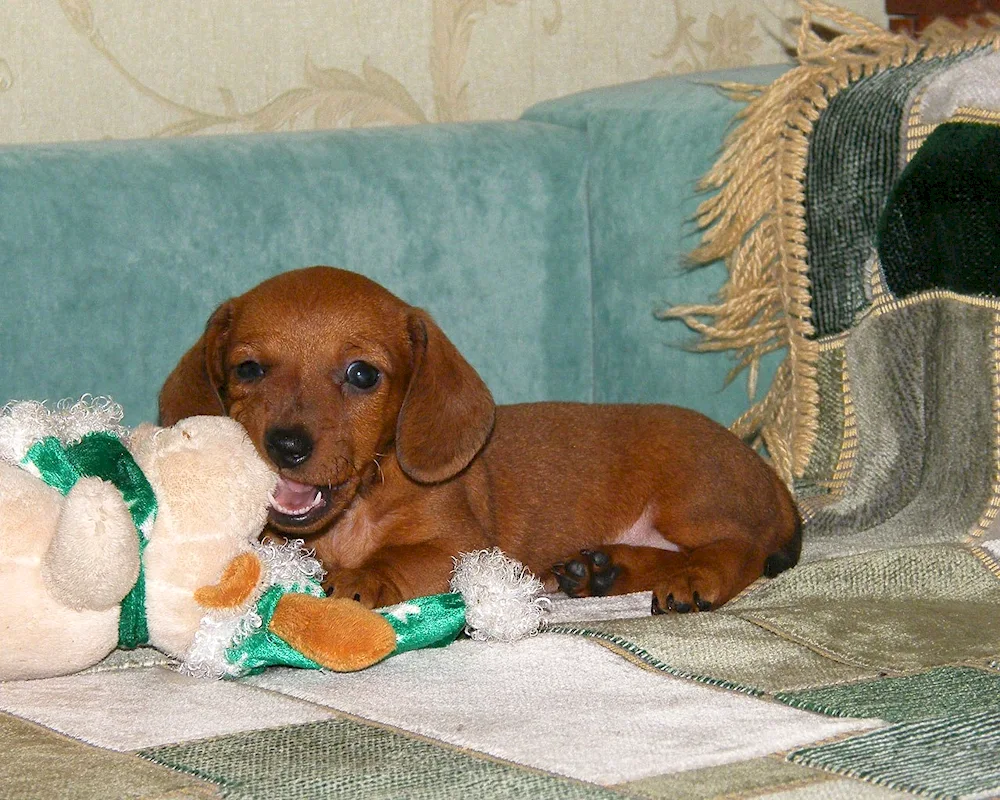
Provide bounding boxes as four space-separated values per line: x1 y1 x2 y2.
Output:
0 0 886 144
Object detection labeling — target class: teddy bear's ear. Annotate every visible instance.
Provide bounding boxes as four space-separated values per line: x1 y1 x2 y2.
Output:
158 302 234 425
126 423 160 462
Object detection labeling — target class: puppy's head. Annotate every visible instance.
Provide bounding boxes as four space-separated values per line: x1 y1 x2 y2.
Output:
159 266 495 535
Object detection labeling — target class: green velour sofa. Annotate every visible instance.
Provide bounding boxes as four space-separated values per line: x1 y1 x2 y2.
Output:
4 6 1000 799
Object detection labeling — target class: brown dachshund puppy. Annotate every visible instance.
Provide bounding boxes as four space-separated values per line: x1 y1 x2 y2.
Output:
160 266 800 613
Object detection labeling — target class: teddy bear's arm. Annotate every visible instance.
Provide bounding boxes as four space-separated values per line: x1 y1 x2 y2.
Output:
43 476 140 611
193 552 262 609
269 594 397 671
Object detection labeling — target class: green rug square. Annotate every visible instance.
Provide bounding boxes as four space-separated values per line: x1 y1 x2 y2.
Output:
0 711 217 799
140 717 626 800
558 612 876 694
614 756 831 800
789 710 1000 799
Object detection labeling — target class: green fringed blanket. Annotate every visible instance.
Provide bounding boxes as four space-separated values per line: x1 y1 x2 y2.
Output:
4 5 1000 800
655 1 1000 797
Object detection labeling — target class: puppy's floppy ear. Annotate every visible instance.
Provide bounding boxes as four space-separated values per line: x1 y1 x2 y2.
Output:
396 309 495 484
158 301 234 425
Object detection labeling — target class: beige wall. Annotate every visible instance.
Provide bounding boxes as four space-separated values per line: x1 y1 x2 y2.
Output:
0 1 887 145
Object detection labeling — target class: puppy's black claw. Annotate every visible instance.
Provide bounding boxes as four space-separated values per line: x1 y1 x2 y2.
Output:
554 578 579 595
551 563 584 595
652 591 709 615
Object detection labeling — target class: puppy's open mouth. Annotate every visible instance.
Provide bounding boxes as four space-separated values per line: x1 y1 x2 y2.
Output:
268 476 335 528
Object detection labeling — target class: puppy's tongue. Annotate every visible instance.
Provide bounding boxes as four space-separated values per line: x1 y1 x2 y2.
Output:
270 476 323 516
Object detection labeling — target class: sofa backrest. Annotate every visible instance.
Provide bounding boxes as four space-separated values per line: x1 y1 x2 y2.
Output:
524 64 789 419
0 66 787 426
1 122 590 424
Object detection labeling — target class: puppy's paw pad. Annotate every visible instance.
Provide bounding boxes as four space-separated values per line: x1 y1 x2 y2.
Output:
551 550 621 598
550 562 585 596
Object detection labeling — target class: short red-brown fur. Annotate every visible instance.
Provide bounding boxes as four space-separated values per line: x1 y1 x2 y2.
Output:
160 266 800 611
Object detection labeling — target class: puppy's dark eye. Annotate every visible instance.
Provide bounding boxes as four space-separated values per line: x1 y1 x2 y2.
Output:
345 361 380 390
234 360 266 382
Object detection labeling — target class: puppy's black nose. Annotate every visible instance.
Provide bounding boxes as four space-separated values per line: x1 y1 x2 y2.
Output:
265 426 314 468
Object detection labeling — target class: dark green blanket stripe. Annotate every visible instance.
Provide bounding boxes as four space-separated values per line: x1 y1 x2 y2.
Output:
805 47 983 338
544 626 763 696
789 710 1000 799
878 121 1000 299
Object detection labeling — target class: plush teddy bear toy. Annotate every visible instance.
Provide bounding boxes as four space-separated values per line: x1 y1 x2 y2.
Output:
0 398 548 682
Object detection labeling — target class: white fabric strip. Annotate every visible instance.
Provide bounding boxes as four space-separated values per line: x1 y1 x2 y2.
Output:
250 634 880 785
0 667 335 751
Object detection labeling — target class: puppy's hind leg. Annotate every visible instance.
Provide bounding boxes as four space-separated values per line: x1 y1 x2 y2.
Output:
551 532 769 614
763 512 802 578
648 536 766 613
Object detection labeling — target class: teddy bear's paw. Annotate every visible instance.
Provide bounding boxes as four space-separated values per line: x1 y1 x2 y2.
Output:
269 593 397 671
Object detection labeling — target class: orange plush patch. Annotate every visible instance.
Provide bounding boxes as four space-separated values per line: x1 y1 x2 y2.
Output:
194 552 262 609
269 594 397 671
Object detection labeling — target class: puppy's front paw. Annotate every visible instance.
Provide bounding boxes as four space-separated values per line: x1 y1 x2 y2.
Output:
324 568 402 609
551 549 622 598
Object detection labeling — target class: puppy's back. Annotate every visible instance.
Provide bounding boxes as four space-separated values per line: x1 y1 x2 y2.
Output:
478 402 796 573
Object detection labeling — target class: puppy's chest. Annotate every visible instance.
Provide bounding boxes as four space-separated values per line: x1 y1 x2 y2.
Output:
321 503 386 569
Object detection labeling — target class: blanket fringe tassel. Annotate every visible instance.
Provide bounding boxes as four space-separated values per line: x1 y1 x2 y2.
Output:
659 0 1000 485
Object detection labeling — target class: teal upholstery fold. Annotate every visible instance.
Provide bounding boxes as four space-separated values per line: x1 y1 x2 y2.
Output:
524 66 789 424
0 122 590 424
